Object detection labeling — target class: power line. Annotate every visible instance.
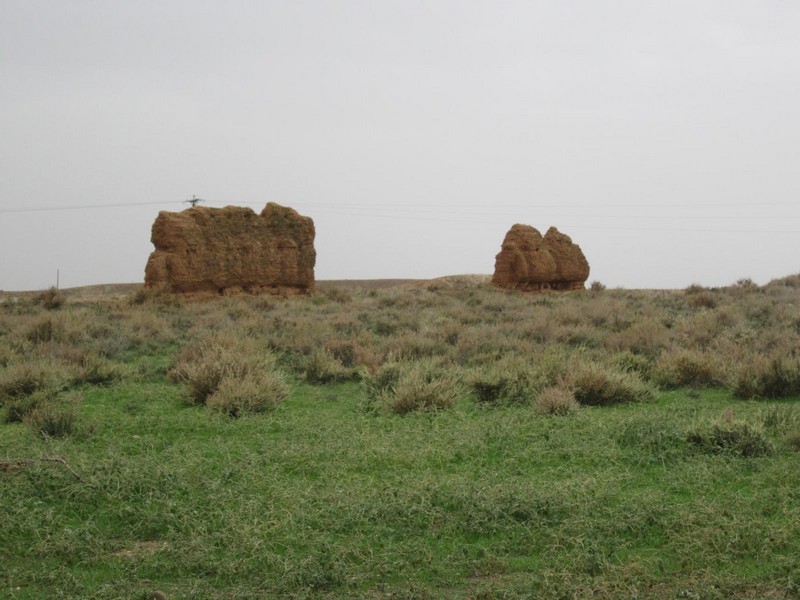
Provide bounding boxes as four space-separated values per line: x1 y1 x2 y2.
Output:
223 200 798 210
302 207 800 220
2 199 798 233
2 198 797 215
0 201 183 214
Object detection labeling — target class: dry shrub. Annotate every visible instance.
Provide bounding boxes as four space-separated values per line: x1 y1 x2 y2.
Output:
129 283 180 307
304 348 356 384
534 385 579 416
385 331 450 361
14 312 89 349
321 287 352 304
764 273 800 291
687 292 718 310
263 315 321 365
652 348 723 389
365 361 461 414
24 317 59 344
555 323 602 348
5 389 50 423
363 361 403 403
326 337 380 372
206 371 288 417
469 364 538 405
448 304 483 326
110 311 178 357
0 342 15 368
72 354 130 386
518 317 557 345
684 284 707 295
432 320 462 347
605 318 671 356
456 326 534 366
760 405 799 433
612 350 652 379
323 339 358 367
469 354 565 406
733 356 800 399
36 287 65 310
169 334 283 405
570 363 655 406
369 314 406 337
25 394 80 438
582 296 620 328
0 360 71 403
387 364 461 414
589 281 606 293
552 305 589 327
729 278 761 294
688 412 772 457
329 314 363 337
29 343 131 386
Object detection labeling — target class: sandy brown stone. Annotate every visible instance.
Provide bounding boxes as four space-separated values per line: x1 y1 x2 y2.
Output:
144 203 315 295
492 224 589 291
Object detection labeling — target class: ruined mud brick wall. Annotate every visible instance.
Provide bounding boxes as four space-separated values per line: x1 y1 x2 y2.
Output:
492 224 589 291
144 203 315 294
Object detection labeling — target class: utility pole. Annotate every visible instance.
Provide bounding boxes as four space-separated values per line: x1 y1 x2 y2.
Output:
186 195 205 207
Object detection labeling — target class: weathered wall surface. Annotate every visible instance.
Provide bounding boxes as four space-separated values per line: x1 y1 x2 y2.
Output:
492 224 589 291
144 203 315 294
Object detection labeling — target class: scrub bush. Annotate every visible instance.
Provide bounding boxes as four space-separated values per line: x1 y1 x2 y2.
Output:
571 363 655 406
0 360 70 403
366 361 461 414
733 357 800 399
4 389 50 423
652 348 722 389
206 370 289 417
37 287 65 310
534 385 580 416
688 413 773 457
169 334 283 405
304 349 355 384
26 398 79 438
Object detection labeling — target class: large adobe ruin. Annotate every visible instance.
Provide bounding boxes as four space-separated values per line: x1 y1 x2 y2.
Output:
144 202 315 295
492 224 589 291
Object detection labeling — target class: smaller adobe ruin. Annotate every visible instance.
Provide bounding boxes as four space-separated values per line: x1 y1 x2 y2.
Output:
144 202 315 295
492 224 589 291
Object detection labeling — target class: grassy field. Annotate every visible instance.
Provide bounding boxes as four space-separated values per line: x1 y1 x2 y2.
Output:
2 277 800 599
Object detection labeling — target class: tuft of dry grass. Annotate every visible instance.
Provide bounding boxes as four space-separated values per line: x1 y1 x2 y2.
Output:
0 359 71 403
304 348 357 384
365 361 461 414
570 363 656 406
169 333 285 406
652 348 723 389
733 356 800 399
206 370 289 417
129 283 181 307
25 394 81 438
688 411 773 457
534 385 580 415
4 389 50 423
36 287 65 310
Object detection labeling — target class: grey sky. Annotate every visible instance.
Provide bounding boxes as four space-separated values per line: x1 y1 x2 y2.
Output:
2 1 798 291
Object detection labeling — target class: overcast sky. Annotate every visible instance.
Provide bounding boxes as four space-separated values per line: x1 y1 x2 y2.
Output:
1 1 798 291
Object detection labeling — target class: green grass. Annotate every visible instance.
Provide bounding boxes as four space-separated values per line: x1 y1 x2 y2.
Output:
3 279 800 598
2 380 800 599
